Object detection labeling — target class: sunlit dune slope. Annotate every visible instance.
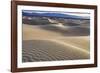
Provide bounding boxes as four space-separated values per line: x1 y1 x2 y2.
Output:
22 24 90 62
22 40 89 62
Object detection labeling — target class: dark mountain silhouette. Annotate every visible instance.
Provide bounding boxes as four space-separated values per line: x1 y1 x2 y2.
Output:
22 11 90 20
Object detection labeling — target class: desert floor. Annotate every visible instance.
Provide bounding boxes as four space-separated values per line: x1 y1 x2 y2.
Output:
22 24 90 62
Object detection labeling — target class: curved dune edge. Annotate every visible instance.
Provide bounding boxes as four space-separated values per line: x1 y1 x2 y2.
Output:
22 40 89 62
22 24 90 62
22 24 89 40
32 39 89 54
23 24 90 51
57 37 90 51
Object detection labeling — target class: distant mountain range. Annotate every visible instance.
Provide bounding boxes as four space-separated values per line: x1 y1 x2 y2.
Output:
22 10 90 20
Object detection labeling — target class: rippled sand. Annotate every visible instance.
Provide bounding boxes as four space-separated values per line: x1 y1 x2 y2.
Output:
22 24 90 62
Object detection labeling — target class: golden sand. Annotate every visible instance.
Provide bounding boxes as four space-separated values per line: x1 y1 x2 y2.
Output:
22 24 90 62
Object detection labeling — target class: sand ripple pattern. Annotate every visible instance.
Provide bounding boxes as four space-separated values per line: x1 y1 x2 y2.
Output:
22 40 89 62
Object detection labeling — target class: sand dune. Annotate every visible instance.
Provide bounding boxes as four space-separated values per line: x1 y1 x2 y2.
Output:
22 40 89 62
58 37 90 51
23 24 89 40
22 24 90 62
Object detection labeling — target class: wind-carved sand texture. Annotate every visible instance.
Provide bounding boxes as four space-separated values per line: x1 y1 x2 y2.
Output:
22 17 90 62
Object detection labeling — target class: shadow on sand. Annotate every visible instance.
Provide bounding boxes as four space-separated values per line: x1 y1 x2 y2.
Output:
22 18 90 36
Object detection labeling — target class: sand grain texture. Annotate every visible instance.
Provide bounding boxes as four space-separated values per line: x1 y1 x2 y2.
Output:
22 24 90 62
22 40 89 62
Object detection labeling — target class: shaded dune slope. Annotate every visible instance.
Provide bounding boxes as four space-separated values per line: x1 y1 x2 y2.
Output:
39 25 89 36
